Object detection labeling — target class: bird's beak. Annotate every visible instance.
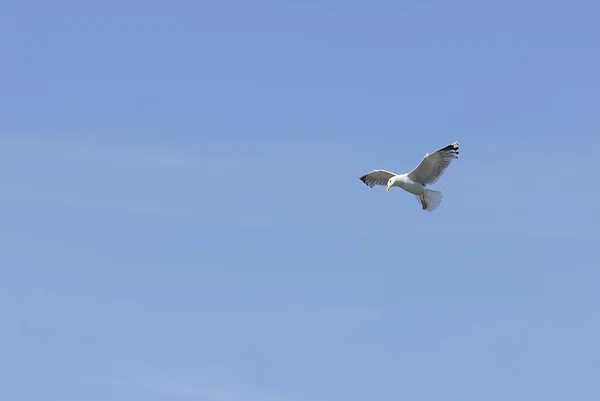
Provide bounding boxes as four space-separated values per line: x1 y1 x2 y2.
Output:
386 185 391 192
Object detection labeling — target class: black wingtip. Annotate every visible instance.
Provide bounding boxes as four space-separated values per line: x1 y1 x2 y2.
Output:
436 142 459 156
440 142 459 151
359 175 376 188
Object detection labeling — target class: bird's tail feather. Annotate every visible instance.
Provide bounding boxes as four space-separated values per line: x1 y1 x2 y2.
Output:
416 189 443 212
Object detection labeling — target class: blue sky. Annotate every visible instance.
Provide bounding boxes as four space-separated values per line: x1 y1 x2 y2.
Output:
1 0 599 400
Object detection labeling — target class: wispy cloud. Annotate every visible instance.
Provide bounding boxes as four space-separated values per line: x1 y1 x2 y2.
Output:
0 135 352 171
0 136 198 169
117 371 298 401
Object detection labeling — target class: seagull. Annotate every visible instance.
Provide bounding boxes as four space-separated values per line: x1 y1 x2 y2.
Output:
359 141 459 212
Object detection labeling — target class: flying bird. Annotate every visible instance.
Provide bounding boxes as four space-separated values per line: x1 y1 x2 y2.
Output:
359 141 459 212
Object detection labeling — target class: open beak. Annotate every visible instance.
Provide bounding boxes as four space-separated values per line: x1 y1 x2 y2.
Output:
386 185 391 192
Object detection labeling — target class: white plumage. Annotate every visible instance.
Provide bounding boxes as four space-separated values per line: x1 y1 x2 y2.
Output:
359 141 459 212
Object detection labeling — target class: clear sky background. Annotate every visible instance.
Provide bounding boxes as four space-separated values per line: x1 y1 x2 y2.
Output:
1 1 599 400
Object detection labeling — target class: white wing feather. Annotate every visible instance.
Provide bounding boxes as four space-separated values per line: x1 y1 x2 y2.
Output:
358 169 397 188
407 142 459 185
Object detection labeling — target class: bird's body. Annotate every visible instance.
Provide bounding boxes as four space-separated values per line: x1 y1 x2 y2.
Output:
359 141 459 212
389 174 426 196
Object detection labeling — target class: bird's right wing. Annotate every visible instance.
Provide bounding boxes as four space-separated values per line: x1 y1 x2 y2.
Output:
358 170 397 188
407 141 459 185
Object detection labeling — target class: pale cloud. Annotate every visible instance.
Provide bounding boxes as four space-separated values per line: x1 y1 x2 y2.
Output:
30 189 384 231
0 135 349 171
0 136 198 168
117 370 298 401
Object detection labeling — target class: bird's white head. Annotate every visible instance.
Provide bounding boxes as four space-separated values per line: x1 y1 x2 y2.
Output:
386 177 395 192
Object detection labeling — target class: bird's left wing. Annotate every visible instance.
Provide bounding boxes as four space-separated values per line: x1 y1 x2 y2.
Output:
359 169 397 188
407 142 459 185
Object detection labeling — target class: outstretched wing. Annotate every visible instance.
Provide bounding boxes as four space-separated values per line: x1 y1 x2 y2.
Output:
359 169 397 188
407 141 459 185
